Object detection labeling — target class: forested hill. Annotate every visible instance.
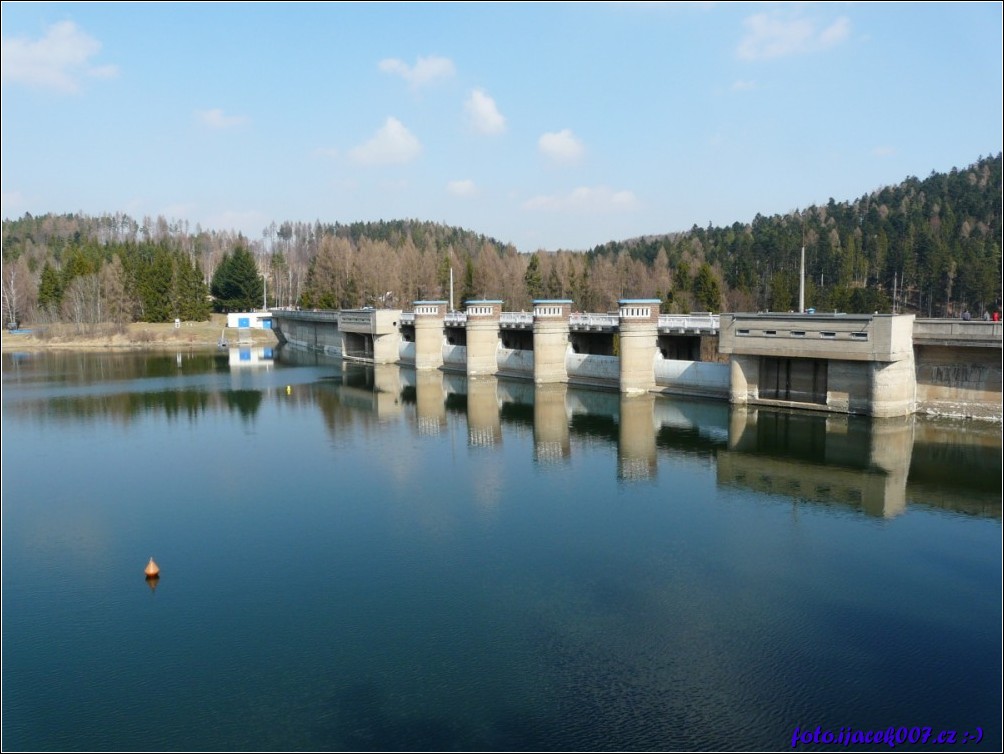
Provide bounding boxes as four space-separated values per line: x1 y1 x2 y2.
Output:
588 153 1002 316
1 154 1001 326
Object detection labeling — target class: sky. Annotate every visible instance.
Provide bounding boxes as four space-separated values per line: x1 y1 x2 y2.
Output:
2 2 1001 252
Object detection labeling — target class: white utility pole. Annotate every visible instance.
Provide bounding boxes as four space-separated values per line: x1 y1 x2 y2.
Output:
798 246 805 313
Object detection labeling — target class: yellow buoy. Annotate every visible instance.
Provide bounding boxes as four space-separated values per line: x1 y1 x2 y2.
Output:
145 557 160 578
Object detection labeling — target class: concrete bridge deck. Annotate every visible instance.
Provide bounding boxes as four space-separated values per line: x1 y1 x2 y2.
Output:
402 310 720 334
911 318 1003 348
307 307 995 345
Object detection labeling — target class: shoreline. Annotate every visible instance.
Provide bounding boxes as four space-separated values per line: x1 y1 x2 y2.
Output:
1 316 278 353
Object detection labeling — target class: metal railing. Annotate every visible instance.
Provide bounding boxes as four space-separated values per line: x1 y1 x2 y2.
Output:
396 310 721 331
570 313 619 328
500 312 534 327
659 314 720 331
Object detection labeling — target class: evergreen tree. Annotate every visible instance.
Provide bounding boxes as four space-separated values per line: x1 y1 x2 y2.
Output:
693 263 722 311
437 251 452 300
137 245 173 321
60 244 101 286
524 253 543 300
545 264 563 299
461 255 476 305
211 245 263 311
675 261 691 292
37 262 63 312
177 257 211 320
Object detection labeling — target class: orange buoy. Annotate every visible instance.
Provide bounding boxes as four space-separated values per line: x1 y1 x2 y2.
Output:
145 557 160 578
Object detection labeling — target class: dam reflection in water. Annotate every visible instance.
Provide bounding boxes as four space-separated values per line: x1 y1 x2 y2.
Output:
281 350 1000 521
3 345 997 522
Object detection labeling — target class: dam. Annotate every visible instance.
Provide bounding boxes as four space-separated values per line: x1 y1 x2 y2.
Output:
269 299 1002 421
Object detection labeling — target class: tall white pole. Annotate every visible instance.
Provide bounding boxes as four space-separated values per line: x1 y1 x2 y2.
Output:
263 273 267 310
449 267 455 311
798 246 805 313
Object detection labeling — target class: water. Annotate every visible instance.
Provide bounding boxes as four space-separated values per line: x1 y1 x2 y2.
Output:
2 348 1001 751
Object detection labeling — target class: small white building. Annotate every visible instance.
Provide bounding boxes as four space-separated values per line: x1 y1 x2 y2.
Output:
227 345 276 368
226 311 274 330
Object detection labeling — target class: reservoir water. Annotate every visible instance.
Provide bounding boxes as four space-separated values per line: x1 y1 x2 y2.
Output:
2 347 1001 751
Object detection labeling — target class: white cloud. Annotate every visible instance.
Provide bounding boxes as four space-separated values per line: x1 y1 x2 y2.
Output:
88 64 118 80
737 13 850 61
197 108 248 129
523 186 639 213
378 55 455 88
465 89 506 135
819 18 852 49
349 117 422 166
538 129 585 165
1 20 118 93
871 146 896 158
313 147 340 159
731 79 757 92
447 179 478 197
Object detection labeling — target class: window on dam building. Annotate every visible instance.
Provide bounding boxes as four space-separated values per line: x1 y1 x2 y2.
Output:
659 335 701 361
759 357 828 404
501 330 534 351
570 332 615 355
343 332 373 360
445 327 467 346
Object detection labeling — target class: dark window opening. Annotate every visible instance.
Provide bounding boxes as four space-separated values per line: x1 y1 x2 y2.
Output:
759 357 827 404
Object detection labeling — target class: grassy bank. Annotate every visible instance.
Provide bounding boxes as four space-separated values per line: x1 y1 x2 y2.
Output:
1 314 278 352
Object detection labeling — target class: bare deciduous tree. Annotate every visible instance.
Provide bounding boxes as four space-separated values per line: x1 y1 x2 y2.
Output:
100 256 134 324
1 256 36 327
61 274 102 327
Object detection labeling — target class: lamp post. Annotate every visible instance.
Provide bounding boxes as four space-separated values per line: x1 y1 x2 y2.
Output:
798 222 807 314
798 245 805 313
